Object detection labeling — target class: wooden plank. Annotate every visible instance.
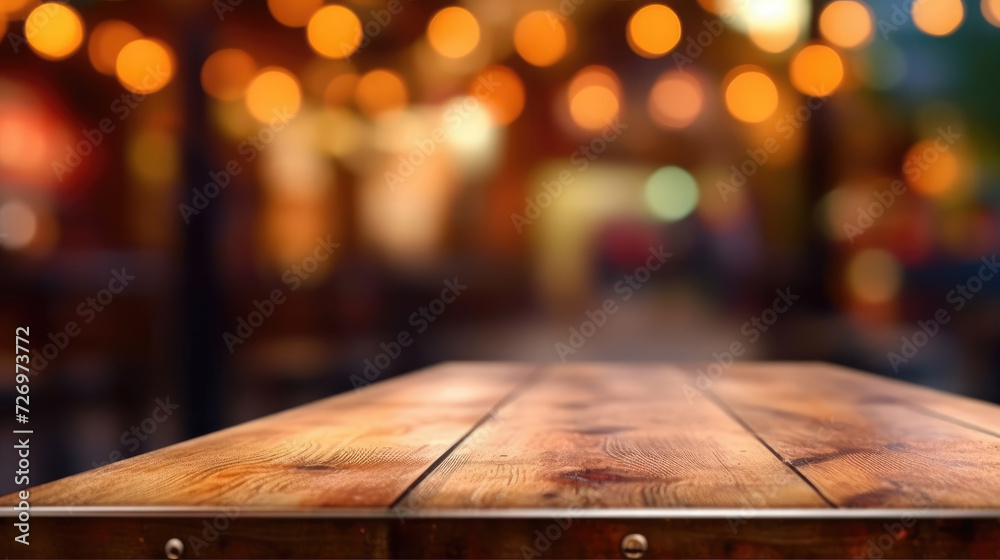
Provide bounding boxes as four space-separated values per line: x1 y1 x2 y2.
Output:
704 362 1000 508
1 362 536 508
398 363 830 510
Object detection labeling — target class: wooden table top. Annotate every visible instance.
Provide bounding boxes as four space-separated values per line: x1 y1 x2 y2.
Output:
4 362 1000 559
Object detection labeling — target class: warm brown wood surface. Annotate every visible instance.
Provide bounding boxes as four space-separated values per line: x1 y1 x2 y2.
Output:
4 361 1000 559
6 362 537 507
399 363 827 510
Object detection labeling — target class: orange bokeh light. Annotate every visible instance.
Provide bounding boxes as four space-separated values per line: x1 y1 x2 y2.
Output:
307 5 362 60
88 20 142 75
724 67 779 123
268 0 322 27
116 39 175 95
245 68 302 123
471 65 525 126
648 71 703 129
819 1 874 49
201 48 257 101
25 2 83 60
904 140 962 196
627 4 682 58
789 43 844 97
355 69 408 118
568 66 621 130
514 11 568 67
913 0 964 36
427 7 480 58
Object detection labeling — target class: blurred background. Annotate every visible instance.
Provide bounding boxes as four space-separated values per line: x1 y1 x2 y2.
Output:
1 0 999 494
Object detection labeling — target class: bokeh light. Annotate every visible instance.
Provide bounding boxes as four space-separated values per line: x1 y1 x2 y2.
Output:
116 39 175 94
514 10 567 67
472 65 525 125
568 66 621 130
427 7 480 59
268 0 322 27
819 1 874 49
846 248 902 304
627 4 682 58
87 20 142 75
201 48 256 101
355 69 408 118
307 5 362 60
25 2 83 61
903 140 962 196
913 0 964 36
789 43 844 96
724 68 779 123
0 200 38 250
748 21 802 53
648 71 703 129
245 68 302 123
644 166 700 222
985 0 1000 27
323 72 359 108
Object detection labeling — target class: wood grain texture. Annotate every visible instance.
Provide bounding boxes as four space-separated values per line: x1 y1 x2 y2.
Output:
1 362 536 508
398 363 830 509
700 362 1000 508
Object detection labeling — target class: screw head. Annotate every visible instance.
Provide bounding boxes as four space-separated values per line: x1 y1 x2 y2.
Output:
165 537 184 559
621 533 648 559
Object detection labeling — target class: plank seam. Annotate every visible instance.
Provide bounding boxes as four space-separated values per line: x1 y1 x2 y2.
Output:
903 401 1000 440
703 388 840 509
388 365 546 511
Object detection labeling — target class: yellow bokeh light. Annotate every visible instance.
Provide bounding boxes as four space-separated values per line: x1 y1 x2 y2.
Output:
913 0 964 36
724 68 779 123
903 140 962 196
307 5 362 60
88 20 142 75
846 249 902 305
201 48 257 101
789 43 844 97
116 39 175 94
268 0 322 27
245 68 302 123
514 11 567 67
627 4 682 58
428 7 480 59
984 0 1000 27
819 1 874 49
471 65 525 125
648 71 703 129
25 2 83 61
748 20 801 53
355 69 408 118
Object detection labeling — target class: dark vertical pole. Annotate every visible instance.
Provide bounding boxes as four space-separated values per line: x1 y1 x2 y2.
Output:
178 12 224 437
